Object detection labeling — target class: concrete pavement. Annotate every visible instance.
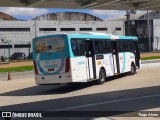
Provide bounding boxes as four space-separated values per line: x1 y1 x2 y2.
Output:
0 62 160 119
0 66 160 108
0 60 160 81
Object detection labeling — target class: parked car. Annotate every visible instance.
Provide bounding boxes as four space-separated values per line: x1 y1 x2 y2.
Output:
10 52 27 61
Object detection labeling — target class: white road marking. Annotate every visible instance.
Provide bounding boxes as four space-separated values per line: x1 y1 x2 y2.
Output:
92 117 114 120
52 93 160 111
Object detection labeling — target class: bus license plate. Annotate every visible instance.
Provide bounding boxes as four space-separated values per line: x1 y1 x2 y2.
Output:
48 68 54 72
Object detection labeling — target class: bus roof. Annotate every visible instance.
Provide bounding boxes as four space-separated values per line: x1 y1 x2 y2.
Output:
33 33 138 41
69 33 138 40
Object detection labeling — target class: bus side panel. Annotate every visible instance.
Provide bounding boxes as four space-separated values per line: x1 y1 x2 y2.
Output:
95 54 115 78
66 35 88 83
119 52 127 73
113 55 118 74
119 52 136 73
70 57 88 82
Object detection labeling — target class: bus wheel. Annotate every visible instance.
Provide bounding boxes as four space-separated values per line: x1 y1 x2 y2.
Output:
97 69 106 85
129 63 136 75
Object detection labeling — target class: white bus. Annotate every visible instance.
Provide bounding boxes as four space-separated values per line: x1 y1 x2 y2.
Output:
32 33 141 85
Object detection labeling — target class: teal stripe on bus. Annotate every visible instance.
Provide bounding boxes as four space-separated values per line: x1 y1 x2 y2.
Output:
122 53 126 73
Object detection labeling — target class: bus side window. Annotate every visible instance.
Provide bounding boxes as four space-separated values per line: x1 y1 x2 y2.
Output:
77 39 85 56
118 40 123 52
124 40 128 51
71 39 85 56
71 39 78 56
94 40 99 54
98 40 104 53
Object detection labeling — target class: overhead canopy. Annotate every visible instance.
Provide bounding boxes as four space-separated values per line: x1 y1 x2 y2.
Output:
0 0 160 10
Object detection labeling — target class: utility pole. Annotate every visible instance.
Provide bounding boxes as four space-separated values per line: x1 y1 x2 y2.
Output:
147 10 151 52
126 10 131 36
34 20 37 38
126 10 136 36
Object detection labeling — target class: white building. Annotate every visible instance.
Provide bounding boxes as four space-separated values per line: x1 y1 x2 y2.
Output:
0 12 125 57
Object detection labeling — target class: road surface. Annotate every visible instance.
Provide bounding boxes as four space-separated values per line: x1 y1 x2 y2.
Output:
0 64 160 119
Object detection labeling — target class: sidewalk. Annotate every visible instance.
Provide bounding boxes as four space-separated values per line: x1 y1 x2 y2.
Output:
142 62 160 68
141 59 160 64
0 71 34 81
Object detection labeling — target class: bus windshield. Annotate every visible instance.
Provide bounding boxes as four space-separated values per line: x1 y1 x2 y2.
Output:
35 36 65 53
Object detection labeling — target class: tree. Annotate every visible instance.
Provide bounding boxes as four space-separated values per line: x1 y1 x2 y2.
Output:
1 37 11 62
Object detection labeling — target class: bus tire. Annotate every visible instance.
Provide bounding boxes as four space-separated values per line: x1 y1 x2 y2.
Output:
129 63 136 75
97 69 106 85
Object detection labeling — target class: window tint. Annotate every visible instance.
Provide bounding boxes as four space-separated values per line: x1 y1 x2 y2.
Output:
128 41 132 52
71 39 85 56
71 39 77 56
94 39 111 54
130 41 136 53
124 41 128 51
105 40 112 53
94 40 103 54
117 40 123 52
71 39 112 56
120 40 127 52
77 40 85 56
118 40 136 53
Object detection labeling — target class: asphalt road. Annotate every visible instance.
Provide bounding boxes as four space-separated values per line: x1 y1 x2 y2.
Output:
0 64 160 120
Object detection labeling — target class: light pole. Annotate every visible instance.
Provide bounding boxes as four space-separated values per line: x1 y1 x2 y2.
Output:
126 10 131 36
34 20 37 38
125 10 136 36
147 10 151 52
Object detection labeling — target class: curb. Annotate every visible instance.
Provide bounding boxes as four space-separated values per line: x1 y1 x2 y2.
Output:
0 70 34 75
141 59 160 64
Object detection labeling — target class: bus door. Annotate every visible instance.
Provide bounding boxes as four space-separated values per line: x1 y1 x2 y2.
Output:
84 40 96 80
134 41 140 68
111 41 120 74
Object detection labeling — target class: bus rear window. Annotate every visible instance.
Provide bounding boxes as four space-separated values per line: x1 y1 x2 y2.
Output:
35 36 65 53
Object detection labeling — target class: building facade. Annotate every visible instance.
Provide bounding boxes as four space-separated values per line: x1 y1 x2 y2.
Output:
32 12 103 21
0 20 124 58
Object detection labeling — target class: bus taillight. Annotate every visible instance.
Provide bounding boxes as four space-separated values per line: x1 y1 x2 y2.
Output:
33 61 38 75
65 57 70 73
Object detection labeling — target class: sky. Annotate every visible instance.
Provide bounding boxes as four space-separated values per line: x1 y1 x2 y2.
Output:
0 7 146 20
